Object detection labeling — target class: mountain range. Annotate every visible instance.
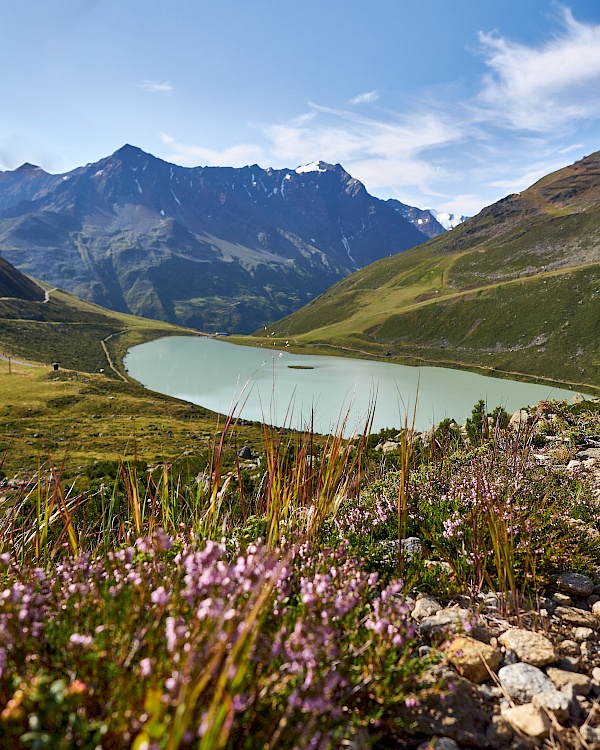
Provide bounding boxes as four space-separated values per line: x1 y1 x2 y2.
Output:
0 146 443 333
263 150 600 391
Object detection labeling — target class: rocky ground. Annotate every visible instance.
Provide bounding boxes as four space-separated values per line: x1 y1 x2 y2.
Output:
394 403 600 750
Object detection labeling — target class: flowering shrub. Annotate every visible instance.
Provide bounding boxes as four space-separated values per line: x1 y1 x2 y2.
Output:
0 533 430 749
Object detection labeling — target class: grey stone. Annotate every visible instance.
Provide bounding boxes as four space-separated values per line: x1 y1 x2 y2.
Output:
498 663 555 703
237 445 253 459
509 409 533 429
412 595 443 622
401 536 425 562
557 571 595 597
581 725 600 750
419 607 472 639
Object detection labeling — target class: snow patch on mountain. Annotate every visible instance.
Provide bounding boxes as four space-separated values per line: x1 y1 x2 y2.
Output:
428 209 469 230
296 161 327 174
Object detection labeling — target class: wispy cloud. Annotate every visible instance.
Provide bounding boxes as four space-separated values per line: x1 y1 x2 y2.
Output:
476 8 600 131
138 80 174 95
263 103 464 188
157 7 600 215
160 133 264 167
350 90 380 105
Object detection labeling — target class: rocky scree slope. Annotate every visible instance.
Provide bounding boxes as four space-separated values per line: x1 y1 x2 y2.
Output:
0 146 443 334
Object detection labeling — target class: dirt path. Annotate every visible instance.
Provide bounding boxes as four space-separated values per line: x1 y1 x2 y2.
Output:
101 331 129 382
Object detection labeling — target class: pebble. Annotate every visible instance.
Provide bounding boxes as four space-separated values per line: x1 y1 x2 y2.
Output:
592 601 600 617
445 635 502 684
500 703 551 740
497 663 555 703
497 627 556 667
546 666 592 695
560 639 579 656
573 626 595 641
411 596 443 622
592 666 600 682
552 591 572 606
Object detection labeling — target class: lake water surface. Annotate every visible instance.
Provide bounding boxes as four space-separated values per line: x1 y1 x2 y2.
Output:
124 336 580 434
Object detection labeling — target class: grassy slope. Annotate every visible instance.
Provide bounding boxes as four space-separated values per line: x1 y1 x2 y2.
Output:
0 285 264 475
254 153 600 394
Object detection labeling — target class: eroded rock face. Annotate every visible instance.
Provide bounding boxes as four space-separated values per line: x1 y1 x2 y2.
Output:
497 627 557 667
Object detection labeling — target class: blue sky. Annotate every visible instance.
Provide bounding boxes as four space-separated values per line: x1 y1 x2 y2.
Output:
3 1 600 216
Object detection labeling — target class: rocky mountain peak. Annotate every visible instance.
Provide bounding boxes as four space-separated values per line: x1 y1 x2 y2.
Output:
14 163 46 174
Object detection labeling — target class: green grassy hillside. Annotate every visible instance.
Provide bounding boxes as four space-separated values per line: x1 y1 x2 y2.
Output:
256 151 600 394
0 276 264 475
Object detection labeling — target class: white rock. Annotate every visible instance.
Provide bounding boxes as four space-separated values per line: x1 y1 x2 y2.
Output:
573 626 595 641
498 663 555 703
412 596 443 622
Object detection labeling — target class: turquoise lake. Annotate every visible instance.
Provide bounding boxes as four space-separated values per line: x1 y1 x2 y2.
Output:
124 336 581 434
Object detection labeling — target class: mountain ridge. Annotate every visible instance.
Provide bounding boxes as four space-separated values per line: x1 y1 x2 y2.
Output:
0 145 443 333
258 150 600 391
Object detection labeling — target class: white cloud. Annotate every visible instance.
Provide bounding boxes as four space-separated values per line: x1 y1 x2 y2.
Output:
476 8 600 131
350 90 380 105
153 8 600 216
138 80 174 95
263 104 463 188
160 133 264 167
